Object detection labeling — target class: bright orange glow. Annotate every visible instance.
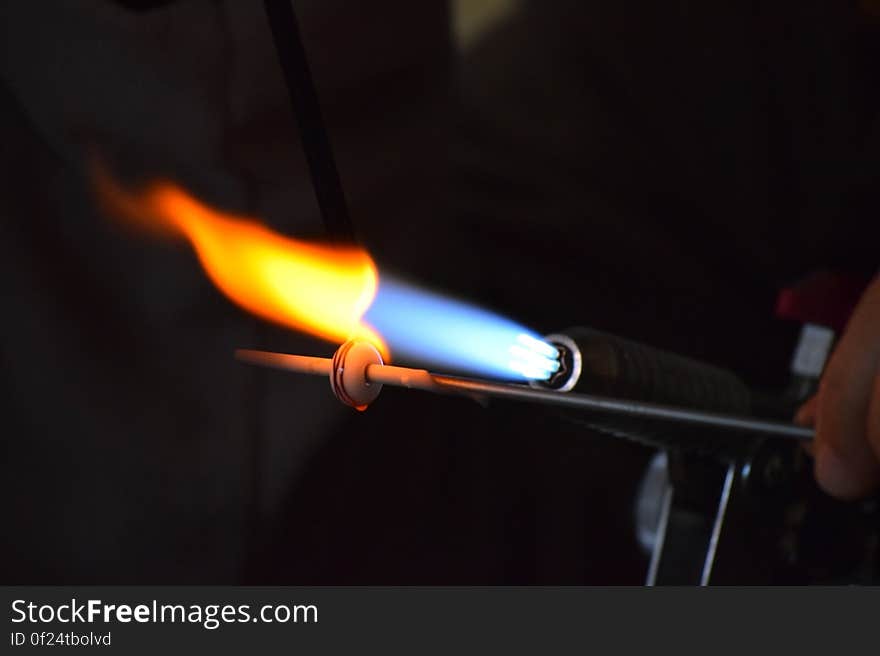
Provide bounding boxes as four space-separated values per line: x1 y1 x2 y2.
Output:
93 165 386 354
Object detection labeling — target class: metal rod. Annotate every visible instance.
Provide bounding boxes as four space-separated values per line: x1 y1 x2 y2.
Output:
235 348 815 441
262 0 356 242
237 349 332 376
429 375 814 441
645 483 674 586
366 364 441 391
700 463 736 586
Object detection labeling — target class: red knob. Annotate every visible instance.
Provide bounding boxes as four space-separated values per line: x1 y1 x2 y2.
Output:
776 271 871 332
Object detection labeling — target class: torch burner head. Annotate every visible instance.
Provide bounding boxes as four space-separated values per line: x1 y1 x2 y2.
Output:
538 333 582 392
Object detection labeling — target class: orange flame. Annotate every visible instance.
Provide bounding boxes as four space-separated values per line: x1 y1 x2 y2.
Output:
93 165 385 354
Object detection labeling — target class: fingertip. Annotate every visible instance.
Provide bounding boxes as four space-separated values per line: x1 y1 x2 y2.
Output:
794 396 818 427
814 442 880 500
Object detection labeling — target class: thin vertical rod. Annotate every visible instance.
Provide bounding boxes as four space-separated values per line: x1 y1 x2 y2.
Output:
262 0 356 241
700 463 736 586
645 483 674 586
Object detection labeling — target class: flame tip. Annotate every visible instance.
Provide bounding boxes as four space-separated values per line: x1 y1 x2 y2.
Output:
93 166 383 350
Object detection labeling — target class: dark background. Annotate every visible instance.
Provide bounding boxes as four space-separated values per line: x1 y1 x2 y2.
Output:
1 0 878 583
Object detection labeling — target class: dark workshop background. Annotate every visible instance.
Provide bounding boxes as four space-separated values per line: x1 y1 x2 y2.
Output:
1 0 878 583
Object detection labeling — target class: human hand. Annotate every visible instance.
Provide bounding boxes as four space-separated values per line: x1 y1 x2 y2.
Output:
796 275 880 499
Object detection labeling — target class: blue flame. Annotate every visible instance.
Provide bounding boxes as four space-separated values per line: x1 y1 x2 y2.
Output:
364 277 559 381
